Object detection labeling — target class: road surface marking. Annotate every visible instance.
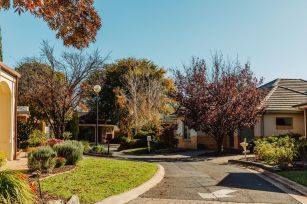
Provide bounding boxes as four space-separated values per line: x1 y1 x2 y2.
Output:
198 189 238 199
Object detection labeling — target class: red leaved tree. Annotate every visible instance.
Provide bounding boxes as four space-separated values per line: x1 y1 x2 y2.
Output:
17 41 106 138
0 0 101 48
174 55 265 152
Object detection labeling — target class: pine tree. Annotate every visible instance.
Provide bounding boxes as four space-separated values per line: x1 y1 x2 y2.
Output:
0 27 3 62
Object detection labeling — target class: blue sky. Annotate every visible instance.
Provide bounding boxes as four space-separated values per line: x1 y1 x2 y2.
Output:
1 0 307 82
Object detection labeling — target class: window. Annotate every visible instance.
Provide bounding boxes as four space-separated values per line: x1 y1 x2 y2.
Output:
276 117 293 129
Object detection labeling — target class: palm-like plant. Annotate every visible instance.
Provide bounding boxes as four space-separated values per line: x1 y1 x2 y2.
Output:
0 170 36 204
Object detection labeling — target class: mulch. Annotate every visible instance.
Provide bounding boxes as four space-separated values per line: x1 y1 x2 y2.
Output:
28 165 76 203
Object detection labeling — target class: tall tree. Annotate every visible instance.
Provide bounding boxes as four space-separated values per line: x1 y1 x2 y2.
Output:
0 27 3 61
83 58 176 137
17 62 50 144
174 55 265 151
17 42 106 138
0 0 101 48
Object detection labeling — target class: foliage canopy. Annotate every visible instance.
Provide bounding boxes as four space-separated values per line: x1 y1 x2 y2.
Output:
0 0 101 48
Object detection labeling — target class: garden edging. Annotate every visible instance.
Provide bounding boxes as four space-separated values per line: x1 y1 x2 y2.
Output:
229 159 307 196
39 166 76 181
228 159 280 172
96 164 165 204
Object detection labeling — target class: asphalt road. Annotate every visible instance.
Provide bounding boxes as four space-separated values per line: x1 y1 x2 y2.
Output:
132 158 301 204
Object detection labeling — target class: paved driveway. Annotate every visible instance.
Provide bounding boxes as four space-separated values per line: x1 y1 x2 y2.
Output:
129 158 301 204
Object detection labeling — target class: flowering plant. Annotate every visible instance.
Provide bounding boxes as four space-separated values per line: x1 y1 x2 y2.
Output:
55 157 66 168
16 173 37 193
45 138 63 147
29 182 37 193
16 173 28 181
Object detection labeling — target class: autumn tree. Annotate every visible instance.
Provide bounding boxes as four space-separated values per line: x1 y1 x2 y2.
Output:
115 67 174 137
174 55 265 152
0 0 101 48
17 62 50 144
17 42 106 138
83 58 176 138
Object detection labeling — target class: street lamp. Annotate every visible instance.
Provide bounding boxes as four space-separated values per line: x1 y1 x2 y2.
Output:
93 85 101 146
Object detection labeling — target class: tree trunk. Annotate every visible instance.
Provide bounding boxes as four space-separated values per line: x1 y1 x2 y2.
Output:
216 136 224 153
53 121 65 139
53 126 62 139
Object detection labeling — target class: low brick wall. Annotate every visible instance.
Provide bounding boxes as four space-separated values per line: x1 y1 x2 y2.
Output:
197 136 217 149
177 136 197 149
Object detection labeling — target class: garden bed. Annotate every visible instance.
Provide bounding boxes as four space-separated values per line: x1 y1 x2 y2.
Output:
228 157 281 172
40 158 157 203
27 165 76 202
28 165 76 182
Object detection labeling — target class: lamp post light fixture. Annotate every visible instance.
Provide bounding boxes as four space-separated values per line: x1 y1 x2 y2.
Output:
93 85 101 146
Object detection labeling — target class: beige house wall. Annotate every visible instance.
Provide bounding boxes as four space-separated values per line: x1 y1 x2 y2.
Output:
197 135 217 149
176 119 198 149
0 70 17 160
254 112 304 137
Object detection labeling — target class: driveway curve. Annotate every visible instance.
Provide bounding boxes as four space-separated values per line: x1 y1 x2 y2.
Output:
129 157 301 204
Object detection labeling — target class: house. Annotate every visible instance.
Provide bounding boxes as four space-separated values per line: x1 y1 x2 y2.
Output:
78 110 120 143
0 62 20 160
175 116 227 150
17 106 30 122
252 78 307 138
175 78 307 150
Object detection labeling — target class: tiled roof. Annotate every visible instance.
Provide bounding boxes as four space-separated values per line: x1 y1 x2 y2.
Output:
260 79 307 112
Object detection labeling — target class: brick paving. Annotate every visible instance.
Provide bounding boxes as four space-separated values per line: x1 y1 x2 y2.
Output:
1 152 28 171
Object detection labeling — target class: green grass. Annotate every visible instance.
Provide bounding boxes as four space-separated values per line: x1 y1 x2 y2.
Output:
41 158 157 203
278 170 307 186
121 147 151 155
121 147 182 155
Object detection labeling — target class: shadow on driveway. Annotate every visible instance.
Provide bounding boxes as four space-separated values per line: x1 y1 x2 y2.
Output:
217 172 301 195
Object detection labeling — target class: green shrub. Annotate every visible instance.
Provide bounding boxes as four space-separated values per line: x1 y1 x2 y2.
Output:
135 129 155 139
91 145 105 154
81 140 91 153
55 157 67 168
89 145 113 156
255 135 297 167
62 131 72 140
28 130 48 147
0 151 6 167
118 138 147 151
17 122 30 150
112 134 127 144
0 170 37 204
28 145 57 173
296 138 307 165
53 140 84 165
276 133 302 141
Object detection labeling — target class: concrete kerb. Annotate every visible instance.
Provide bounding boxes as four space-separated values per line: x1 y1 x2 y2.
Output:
229 159 307 202
96 164 165 204
228 159 280 172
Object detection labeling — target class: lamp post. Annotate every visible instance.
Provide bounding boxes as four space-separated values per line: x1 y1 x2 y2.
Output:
93 85 101 146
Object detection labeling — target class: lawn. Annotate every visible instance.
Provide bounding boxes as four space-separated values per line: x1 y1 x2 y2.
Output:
41 158 157 203
278 170 307 187
121 147 183 155
121 147 152 155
